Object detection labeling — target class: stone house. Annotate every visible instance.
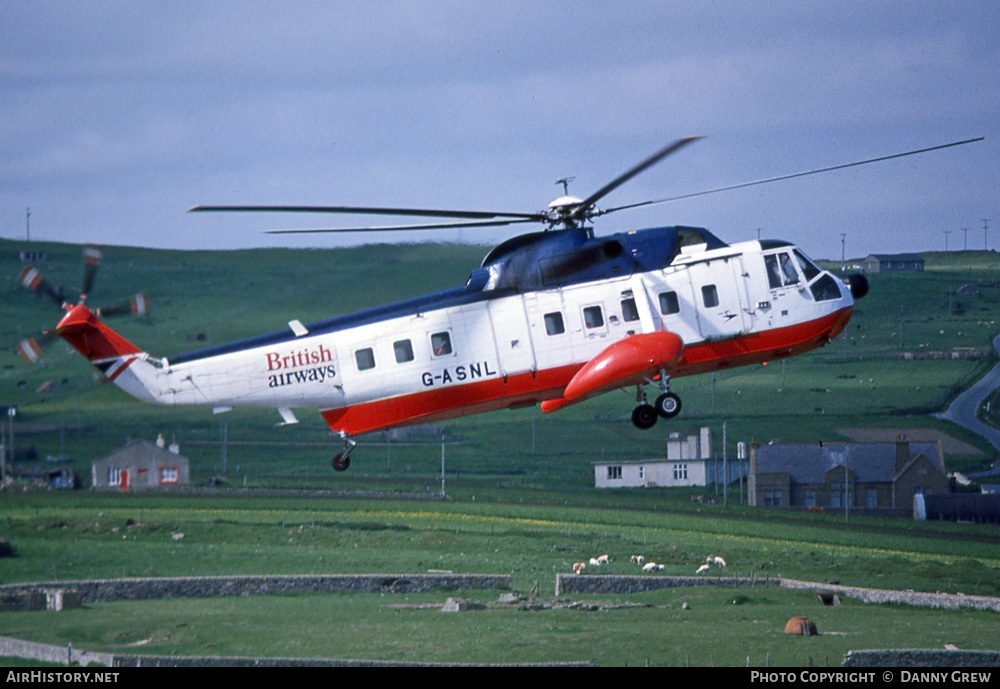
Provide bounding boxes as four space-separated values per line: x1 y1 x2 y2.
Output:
91 438 190 491
749 441 948 515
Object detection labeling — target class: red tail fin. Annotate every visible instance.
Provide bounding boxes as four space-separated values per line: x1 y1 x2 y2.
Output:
55 304 142 362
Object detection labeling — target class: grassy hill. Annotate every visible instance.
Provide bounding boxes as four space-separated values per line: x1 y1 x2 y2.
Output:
3 237 1000 491
2 239 999 666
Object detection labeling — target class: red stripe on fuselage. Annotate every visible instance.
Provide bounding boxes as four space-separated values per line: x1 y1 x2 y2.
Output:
321 307 852 436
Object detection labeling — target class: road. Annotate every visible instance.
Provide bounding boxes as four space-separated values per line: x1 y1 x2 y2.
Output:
934 334 1000 456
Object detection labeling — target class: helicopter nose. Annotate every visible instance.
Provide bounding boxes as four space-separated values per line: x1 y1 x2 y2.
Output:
844 273 869 300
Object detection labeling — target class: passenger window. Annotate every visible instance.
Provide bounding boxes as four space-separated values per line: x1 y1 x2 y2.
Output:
701 285 719 308
544 312 565 336
431 331 453 356
621 298 640 322
659 291 680 315
393 339 414 363
583 306 605 329
355 348 375 371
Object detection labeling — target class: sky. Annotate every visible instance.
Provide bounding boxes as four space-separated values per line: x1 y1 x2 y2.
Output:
2 1 997 261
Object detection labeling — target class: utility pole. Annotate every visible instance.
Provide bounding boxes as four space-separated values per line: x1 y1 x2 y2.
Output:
840 233 846 262
962 227 969 251
984 219 991 251
25 208 30 242
943 229 950 252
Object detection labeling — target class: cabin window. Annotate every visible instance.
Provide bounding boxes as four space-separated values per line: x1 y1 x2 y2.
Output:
431 331 453 357
764 489 782 507
393 339 414 363
159 466 178 484
621 298 640 322
583 306 604 329
544 312 565 336
659 291 680 315
607 466 622 480
673 463 688 480
355 347 376 371
701 285 719 308
107 468 121 486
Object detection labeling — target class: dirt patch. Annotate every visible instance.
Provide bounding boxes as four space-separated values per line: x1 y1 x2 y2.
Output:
838 428 982 456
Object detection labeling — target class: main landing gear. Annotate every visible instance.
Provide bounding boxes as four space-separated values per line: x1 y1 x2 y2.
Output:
631 371 682 430
331 432 356 471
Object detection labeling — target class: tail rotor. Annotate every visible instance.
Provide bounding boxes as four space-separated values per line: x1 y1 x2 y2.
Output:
14 245 151 365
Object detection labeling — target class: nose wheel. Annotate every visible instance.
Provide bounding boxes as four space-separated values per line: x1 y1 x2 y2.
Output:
331 433 356 471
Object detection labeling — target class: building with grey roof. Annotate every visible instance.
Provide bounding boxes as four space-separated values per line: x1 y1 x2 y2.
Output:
860 253 924 273
749 441 948 515
91 439 190 491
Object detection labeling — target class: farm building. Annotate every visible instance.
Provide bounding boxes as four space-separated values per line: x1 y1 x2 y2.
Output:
914 493 1000 524
91 437 190 491
749 441 948 515
593 428 748 488
860 253 924 273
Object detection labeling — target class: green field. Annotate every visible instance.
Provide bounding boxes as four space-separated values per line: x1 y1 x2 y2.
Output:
1 238 999 666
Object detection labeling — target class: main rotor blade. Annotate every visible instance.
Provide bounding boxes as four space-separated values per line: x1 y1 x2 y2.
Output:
190 204 545 222
601 136 985 216
573 136 703 217
264 217 540 234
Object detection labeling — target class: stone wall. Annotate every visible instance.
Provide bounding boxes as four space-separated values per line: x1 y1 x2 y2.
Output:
555 573 776 596
780 578 1000 613
0 573 511 608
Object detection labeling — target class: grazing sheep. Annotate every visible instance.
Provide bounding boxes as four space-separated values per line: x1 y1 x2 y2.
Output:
696 564 711 575
709 556 727 568
589 557 601 566
630 555 645 565
596 554 610 565
573 562 586 575
642 562 664 572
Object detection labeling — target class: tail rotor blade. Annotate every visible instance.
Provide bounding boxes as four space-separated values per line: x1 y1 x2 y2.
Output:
18 265 64 307
97 291 151 318
80 244 103 299
16 332 57 364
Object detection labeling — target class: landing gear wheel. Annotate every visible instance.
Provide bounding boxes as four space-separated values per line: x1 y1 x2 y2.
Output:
331 453 351 471
631 403 659 430
654 392 682 419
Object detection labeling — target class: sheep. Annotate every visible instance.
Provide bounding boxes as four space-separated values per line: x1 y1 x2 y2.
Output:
696 564 711 575
708 556 727 568
630 555 645 565
642 562 664 572
589 557 602 566
596 554 610 565
573 562 586 575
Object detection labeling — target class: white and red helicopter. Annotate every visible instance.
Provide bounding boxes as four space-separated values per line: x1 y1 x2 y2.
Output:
19 136 981 470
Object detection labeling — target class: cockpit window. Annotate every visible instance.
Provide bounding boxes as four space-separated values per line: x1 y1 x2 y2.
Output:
794 250 821 281
765 252 800 288
810 274 842 302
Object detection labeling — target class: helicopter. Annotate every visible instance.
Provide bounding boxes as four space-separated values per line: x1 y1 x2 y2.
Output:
19 135 982 470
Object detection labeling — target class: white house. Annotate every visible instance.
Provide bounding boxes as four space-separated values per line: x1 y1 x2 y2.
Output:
593 428 748 488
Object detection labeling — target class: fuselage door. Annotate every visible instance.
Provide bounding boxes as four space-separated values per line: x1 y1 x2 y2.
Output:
487 295 537 378
685 257 749 339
